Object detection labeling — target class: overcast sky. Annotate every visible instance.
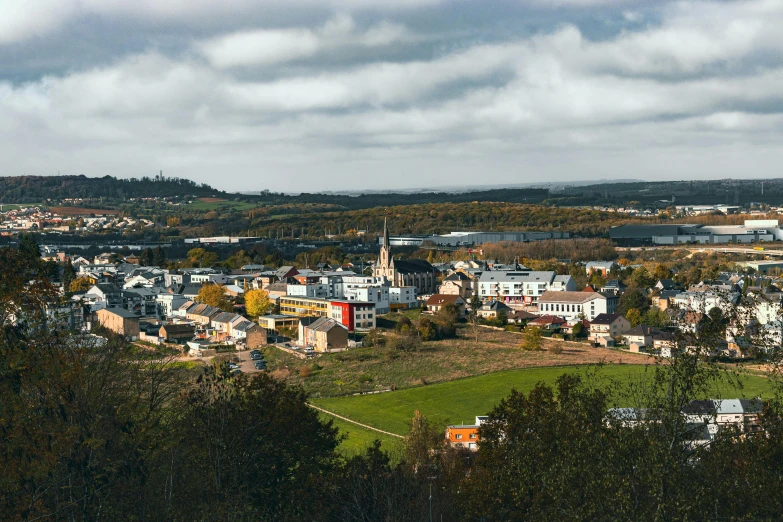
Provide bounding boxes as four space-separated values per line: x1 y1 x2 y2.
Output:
1 0 782 192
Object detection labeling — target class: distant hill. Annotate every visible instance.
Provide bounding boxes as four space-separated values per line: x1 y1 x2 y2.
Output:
547 178 783 207
0 175 227 203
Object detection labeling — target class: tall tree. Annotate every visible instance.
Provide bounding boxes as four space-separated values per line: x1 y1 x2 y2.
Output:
245 288 271 317
196 282 232 311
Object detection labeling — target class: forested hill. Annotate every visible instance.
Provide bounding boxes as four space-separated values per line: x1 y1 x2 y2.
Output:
0 174 550 209
0 175 227 202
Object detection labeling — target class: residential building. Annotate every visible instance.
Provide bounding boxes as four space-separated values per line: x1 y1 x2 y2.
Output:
537 291 613 321
279 296 376 331
589 313 631 344
425 294 466 316
439 272 473 299
478 270 576 304
389 286 418 310
96 308 140 340
586 261 618 276
528 315 567 330
299 317 349 352
159 323 195 344
477 300 513 319
445 416 487 451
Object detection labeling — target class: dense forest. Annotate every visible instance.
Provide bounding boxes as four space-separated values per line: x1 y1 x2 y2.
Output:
0 174 227 202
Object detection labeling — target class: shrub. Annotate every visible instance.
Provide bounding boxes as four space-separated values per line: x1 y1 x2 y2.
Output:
299 366 312 378
549 344 563 355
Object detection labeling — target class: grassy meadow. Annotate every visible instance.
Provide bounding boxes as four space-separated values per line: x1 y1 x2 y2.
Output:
313 364 774 438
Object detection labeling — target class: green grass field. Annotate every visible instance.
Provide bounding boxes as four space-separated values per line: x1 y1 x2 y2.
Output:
312 365 773 438
0 203 39 211
322 415 404 458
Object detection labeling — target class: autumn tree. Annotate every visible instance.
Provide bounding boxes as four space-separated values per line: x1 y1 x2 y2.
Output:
245 288 271 317
69 276 93 292
625 308 642 327
197 282 232 311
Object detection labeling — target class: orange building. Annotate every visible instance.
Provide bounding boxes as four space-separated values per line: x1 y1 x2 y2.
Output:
445 416 487 451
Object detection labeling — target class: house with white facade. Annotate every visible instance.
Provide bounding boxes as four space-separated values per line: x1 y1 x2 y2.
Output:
537 290 613 321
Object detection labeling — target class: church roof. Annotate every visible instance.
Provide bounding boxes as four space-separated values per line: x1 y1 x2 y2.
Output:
394 258 435 274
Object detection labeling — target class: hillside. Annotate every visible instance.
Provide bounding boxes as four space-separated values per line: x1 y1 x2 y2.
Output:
0 175 227 203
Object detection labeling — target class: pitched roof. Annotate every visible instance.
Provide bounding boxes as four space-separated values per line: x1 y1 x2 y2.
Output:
160 324 195 336
306 316 346 333
529 315 566 325
538 290 602 304
591 313 623 325
394 258 436 275
445 272 471 281
426 294 463 306
625 325 662 336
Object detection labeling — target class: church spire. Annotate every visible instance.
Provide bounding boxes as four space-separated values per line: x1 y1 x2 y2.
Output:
382 217 389 249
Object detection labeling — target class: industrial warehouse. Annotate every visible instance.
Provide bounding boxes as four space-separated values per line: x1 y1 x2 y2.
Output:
609 220 783 246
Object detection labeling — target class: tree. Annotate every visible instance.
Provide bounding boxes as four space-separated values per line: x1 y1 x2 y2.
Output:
152 245 166 267
625 308 642 327
521 326 543 351
418 316 437 341
572 321 585 338
62 260 75 290
470 293 482 342
245 288 271 317
653 264 672 280
643 307 669 328
405 410 442 472
629 266 654 288
197 282 232 311
17 233 40 264
139 247 153 266
617 289 649 315
69 276 93 292
395 316 413 335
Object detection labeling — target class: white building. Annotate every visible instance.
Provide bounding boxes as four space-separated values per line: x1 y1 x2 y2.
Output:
478 271 576 304
538 291 613 321
287 283 330 299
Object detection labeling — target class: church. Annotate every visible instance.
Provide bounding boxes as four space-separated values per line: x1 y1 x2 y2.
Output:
373 218 437 295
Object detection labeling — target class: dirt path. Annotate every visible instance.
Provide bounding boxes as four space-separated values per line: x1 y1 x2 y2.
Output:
307 403 405 439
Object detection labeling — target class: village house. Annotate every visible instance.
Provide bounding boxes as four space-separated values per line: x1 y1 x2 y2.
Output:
445 416 487 451
586 261 618 276
478 270 576 304
298 316 349 352
439 272 474 299
589 313 631 345
477 300 513 319
425 294 466 316
527 315 567 331
158 323 195 344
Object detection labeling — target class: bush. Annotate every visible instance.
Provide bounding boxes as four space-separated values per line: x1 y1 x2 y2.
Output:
299 366 312 378
389 334 421 353
549 344 563 355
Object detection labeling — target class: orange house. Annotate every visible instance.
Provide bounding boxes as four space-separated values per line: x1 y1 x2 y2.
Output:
445 416 487 451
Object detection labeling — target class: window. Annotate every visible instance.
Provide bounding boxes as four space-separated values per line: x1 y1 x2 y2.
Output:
469 433 477 439
455 434 462 439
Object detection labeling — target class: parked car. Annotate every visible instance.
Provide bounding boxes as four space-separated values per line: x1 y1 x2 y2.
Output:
250 353 262 360
254 362 267 371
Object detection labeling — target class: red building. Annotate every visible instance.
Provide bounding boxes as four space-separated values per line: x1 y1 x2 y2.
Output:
329 300 376 332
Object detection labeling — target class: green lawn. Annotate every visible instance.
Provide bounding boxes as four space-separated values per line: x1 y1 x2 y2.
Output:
311 365 773 437
322 415 404 458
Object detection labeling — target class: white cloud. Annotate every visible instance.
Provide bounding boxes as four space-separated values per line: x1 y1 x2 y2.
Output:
196 14 410 68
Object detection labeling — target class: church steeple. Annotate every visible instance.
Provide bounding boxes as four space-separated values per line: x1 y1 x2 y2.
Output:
382 217 389 249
